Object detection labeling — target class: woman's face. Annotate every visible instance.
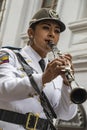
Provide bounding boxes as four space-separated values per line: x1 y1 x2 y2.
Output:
28 20 60 58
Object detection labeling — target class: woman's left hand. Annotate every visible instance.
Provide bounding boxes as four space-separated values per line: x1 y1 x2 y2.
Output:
61 53 74 86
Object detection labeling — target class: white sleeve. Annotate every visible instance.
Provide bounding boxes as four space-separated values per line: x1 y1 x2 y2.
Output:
43 76 77 120
55 84 78 120
0 50 43 101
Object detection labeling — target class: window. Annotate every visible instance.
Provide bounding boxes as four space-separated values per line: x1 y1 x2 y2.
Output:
42 0 58 9
0 0 6 27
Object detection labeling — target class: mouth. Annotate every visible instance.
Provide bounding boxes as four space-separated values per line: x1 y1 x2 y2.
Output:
45 40 51 49
45 39 55 50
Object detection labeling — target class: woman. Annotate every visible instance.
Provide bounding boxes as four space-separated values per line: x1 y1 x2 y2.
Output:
0 8 77 130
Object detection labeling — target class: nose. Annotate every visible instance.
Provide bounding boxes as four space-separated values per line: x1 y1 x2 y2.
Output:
48 29 55 38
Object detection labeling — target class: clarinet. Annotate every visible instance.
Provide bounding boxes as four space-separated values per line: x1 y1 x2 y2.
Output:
48 41 87 104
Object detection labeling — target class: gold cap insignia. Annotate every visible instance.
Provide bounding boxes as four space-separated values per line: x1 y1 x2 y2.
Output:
49 9 59 19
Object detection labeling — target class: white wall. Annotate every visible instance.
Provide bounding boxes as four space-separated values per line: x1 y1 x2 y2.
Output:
57 0 87 113
0 0 42 47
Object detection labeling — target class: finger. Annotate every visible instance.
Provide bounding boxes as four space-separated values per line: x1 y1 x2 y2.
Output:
64 53 72 58
50 58 66 67
54 65 66 74
64 54 72 61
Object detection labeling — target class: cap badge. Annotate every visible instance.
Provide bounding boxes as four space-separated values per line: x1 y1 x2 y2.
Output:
49 9 59 19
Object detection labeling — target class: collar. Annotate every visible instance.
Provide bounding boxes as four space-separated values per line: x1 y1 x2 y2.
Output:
22 45 48 64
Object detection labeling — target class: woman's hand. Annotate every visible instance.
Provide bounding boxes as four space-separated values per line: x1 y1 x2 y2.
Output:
42 53 74 86
42 57 66 85
61 54 74 86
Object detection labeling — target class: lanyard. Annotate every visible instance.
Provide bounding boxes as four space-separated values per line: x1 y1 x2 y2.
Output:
16 52 57 130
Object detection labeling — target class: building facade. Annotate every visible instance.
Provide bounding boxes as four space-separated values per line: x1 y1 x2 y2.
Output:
0 0 87 129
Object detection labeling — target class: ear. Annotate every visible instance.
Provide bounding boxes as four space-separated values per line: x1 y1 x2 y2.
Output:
27 28 34 38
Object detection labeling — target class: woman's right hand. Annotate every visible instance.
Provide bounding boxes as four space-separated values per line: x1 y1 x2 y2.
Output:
42 57 66 85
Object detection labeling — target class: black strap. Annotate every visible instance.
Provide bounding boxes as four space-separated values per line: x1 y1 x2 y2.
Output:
16 52 57 130
0 109 26 125
0 109 49 130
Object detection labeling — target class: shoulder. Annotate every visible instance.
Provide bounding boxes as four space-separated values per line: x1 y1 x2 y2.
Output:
0 47 16 58
0 47 20 65
0 46 21 55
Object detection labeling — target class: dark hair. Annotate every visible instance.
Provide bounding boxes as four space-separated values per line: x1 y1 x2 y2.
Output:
30 21 41 30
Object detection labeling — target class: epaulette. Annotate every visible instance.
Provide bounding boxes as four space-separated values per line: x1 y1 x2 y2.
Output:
2 46 21 51
0 46 21 65
0 51 9 64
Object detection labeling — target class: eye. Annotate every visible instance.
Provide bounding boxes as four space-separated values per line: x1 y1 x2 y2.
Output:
55 28 60 34
42 25 50 30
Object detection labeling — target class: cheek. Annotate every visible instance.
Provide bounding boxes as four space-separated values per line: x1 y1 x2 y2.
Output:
34 31 45 42
55 35 60 42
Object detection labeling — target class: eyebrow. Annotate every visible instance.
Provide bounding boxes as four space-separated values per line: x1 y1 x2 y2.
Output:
40 21 60 28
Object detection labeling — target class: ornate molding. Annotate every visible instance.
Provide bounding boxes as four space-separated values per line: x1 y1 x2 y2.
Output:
55 105 86 130
65 18 87 72
21 32 28 40
19 32 29 47
68 18 87 32
68 18 87 49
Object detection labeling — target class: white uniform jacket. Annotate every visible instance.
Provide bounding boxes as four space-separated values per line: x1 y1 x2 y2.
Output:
0 45 77 130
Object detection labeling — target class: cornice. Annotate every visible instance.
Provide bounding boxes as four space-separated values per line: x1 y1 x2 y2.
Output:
68 18 87 32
